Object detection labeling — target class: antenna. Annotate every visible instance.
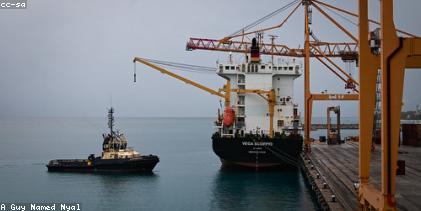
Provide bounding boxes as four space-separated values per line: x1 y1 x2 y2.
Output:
269 35 278 64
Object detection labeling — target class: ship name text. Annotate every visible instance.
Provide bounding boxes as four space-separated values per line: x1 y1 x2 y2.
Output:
242 142 273 146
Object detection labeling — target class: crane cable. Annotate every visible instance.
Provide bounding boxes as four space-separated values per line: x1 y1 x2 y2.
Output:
317 2 358 27
229 0 300 37
133 58 217 83
143 58 215 72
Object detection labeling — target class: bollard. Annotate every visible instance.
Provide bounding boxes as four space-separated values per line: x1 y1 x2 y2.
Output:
331 194 336 202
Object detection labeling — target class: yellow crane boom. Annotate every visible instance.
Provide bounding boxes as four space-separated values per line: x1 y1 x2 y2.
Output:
133 57 276 138
133 57 231 107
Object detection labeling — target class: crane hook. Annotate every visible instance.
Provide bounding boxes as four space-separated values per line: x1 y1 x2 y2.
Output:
133 62 137 83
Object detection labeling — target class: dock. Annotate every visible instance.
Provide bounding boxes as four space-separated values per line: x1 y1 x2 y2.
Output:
301 142 421 210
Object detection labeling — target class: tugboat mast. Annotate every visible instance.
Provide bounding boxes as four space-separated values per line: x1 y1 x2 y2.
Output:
108 107 115 135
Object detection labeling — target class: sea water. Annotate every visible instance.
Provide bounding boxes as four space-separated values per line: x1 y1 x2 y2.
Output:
0 117 356 210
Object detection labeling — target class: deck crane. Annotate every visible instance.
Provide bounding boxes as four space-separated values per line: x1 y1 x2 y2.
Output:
133 57 277 138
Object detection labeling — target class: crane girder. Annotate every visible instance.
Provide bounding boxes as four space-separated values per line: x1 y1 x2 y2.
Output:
186 38 357 58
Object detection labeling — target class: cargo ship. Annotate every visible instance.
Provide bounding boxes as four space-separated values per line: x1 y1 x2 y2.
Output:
134 37 303 170
211 38 303 169
47 108 159 172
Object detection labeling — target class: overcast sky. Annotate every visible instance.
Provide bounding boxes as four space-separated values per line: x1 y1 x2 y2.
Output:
0 0 420 118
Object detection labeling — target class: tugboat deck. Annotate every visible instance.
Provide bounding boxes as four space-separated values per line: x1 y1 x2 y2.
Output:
302 142 421 210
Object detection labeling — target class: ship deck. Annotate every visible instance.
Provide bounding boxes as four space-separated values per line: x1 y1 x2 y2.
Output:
301 141 421 210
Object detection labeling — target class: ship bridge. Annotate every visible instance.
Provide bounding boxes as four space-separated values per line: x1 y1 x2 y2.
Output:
217 60 302 136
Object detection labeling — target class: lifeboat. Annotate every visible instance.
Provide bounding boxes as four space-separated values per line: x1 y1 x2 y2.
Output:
223 107 235 127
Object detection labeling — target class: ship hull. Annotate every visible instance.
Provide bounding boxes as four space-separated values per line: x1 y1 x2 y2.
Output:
47 155 159 173
212 133 303 170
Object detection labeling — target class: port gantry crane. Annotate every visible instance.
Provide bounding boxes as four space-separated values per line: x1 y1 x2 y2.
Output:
184 0 421 210
186 0 362 153
185 0 416 150
133 57 277 138
358 0 421 210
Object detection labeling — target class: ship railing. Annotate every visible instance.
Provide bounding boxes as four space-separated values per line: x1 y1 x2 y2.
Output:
221 133 235 137
53 159 88 163
253 129 271 136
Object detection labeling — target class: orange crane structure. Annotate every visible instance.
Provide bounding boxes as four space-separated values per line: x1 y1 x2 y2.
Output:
186 0 360 153
184 0 421 210
358 0 421 210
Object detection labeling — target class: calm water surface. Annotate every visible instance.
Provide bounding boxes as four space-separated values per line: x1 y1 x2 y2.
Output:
0 117 341 210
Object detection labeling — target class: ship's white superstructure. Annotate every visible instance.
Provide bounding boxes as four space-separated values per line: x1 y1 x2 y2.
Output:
217 59 302 136
101 107 141 159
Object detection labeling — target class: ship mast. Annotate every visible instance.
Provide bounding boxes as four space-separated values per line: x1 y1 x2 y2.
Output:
108 107 115 135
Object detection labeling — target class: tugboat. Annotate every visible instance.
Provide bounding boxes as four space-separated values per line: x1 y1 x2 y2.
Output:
47 108 159 173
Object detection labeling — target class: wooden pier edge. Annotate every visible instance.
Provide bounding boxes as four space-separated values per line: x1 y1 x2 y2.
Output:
300 153 346 211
